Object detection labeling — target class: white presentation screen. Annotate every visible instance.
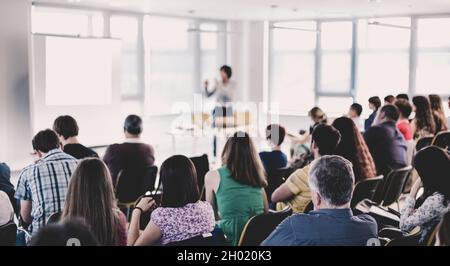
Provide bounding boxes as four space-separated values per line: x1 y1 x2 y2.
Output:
45 37 114 105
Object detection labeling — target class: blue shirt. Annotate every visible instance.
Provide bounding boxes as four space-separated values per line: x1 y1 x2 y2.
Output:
259 151 288 173
261 208 378 246
365 111 378 131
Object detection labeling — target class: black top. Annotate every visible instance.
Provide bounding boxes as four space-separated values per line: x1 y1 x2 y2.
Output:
364 121 408 176
0 162 16 212
63 143 99 160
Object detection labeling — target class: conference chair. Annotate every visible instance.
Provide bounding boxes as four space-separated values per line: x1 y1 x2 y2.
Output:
190 154 209 200
350 175 384 209
304 200 314 213
115 166 158 220
415 136 434 151
384 226 422 246
265 167 292 204
432 130 450 150
47 212 62 224
238 206 293 246
0 221 17 246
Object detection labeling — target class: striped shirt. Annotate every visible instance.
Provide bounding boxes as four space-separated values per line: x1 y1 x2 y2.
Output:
15 149 77 234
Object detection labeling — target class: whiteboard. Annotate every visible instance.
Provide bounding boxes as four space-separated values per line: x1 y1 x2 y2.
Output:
31 34 123 146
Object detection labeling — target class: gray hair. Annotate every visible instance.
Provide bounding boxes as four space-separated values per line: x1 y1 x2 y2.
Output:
308 155 355 207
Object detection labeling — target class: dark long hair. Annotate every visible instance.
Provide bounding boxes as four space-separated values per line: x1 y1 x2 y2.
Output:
222 132 267 188
332 117 377 182
429 94 449 133
437 212 450 246
160 155 200 208
412 96 436 135
62 158 121 246
414 146 450 208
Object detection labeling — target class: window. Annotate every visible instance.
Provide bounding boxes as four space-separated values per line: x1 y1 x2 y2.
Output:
356 17 411 117
416 18 450 95
200 23 225 90
317 96 353 117
269 21 316 114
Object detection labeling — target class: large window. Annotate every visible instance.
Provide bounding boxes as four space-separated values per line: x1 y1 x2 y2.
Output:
269 21 316 114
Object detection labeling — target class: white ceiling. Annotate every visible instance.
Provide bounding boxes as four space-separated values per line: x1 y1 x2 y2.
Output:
33 0 450 20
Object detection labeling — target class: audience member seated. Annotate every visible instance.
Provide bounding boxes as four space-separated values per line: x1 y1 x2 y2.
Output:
365 96 381 131
396 93 410 101
259 124 288 173
0 190 14 226
62 158 127 246
348 103 365 132
400 146 450 244
29 219 98 246
429 94 449 133
53 115 98 159
394 99 413 141
384 95 395 105
204 132 268 246
15 129 78 235
103 114 155 185
364 105 407 176
332 117 377 182
0 162 16 212
128 155 215 246
262 155 378 246
435 212 450 246
411 96 436 139
272 125 341 213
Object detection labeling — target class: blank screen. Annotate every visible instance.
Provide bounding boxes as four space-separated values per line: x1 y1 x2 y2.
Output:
45 37 114 105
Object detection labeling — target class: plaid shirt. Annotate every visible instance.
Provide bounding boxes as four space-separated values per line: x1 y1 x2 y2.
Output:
15 149 77 234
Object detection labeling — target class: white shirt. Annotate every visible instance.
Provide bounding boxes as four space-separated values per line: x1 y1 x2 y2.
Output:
352 117 365 132
0 191 13 226
206 79 237 104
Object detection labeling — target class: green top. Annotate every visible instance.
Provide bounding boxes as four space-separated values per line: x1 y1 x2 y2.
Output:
215 166 264 246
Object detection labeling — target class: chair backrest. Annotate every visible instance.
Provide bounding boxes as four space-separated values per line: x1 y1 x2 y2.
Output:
0 221 17 246
116 166 158 203
47 212 62 224
386 226 422 246
351 176 384 208
304 200 314 213
238 206 293 246
265 167 292 203
381 166 413 207
189 154 209 200
416 136 434 151
432 130 450 150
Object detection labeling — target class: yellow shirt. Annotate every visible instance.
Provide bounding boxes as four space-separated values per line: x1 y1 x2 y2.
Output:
281 164 312 213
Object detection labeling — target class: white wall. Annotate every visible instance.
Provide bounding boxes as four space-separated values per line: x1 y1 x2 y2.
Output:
0 0 33 170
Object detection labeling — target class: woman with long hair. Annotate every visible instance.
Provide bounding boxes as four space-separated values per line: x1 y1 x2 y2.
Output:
429 94 449 133
412 96 436 139
332 117 377 182
62 158 127 246
205 131 268 245
365 96 382 131
400 146 450 243
127 155 215 246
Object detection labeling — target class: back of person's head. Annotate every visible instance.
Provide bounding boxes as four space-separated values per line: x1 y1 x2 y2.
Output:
412 95 436 134
29 219 98 246
32 129 60 153
160 155 199 208
220 65 232 79
331 117 359 159
350 103 363 117
429 94 445 113
414 146 450 201
380 104 400 122
394 99 413 119
53 115 79 140
396 93 409 101
311 124 341 156
308 155 355 207
308 107 327 124
124 114 143 135
384 95 395 104
436 212 450 246
368 96 382 110
265 124 286 146
62 158 119 246
222 131 267 188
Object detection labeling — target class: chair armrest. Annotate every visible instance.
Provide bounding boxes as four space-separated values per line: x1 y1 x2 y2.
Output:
378 227 404 239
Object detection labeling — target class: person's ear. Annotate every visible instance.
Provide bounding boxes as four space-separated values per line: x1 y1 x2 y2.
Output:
311 191 321 209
